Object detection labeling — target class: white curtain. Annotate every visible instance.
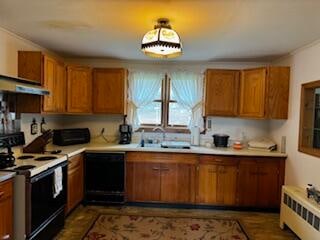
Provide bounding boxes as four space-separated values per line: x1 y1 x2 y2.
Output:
169 71 204 129
127 71 163 130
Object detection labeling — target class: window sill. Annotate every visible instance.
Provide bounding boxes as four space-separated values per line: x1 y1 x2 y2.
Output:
136 126 191 134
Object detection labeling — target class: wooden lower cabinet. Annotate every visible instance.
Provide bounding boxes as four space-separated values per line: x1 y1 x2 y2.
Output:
238 159 282 208
0 179 13 240
126 152 285 209
126 152 196 204
66 154 84 214
197 157 238 205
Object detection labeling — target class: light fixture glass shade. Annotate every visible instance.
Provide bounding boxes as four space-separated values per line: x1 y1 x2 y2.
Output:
141 19 182 58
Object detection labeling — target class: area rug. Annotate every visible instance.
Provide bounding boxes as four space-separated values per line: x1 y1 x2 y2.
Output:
83 214 249 240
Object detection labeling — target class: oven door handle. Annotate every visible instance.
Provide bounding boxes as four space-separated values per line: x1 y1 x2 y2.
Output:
30 161 67 183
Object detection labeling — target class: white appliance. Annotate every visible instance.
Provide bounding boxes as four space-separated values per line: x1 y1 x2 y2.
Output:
191 126 200 146
280 185 320 239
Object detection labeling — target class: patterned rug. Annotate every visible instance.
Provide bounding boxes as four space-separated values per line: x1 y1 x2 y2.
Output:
83 214 249 240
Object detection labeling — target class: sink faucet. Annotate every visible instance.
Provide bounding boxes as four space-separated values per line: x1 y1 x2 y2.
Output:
152 126 166 142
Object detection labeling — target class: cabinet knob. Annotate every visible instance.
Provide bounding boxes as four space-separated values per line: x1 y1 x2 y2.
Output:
0 191 4 199
152 167 160 171
2 234 10 240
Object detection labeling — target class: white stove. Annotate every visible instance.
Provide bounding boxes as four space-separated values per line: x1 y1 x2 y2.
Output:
3 153 68 177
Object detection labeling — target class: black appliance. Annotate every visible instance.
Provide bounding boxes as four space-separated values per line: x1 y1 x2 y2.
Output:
52 128 90 146
0 132 25 169
84 152 125 204
119 124 132 144
212 134 230 147
24 162 68 240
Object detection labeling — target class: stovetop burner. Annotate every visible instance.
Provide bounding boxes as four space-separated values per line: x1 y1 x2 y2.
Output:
17 155 35 160
34 156 58 161
14 165 36 171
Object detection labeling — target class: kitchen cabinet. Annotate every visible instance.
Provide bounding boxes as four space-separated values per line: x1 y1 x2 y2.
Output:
239 67 290 119
238 158 284 208
17 51 66 113
0 179 13 240
67 65 92 113
197 156 238 205
204 69 240 117
66 154 84 214
93 68 127 114
126 152 196 203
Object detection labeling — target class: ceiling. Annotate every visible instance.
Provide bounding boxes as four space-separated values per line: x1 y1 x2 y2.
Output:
1 0 320 62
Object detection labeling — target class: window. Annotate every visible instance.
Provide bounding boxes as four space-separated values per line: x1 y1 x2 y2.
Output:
139 75 192 130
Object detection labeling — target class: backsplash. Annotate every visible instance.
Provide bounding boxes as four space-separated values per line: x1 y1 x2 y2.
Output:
20 113 270 145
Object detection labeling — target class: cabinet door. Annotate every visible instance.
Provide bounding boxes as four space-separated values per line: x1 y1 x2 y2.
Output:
160 163 195 203
67 66 92 113
239 68 266 118
257 161 280 208
197 164 218 204
66 154 84 214
0 180 13 240
238 160 258 207
216 165 238 205
267 67 290 119
204 69 239 116
55 62 66 113
126 162 161 202
93 68 127 114
43 56 56 112
18 51 42 83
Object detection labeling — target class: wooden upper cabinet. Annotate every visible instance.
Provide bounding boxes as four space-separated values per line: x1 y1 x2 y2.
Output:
93 68 127 114
67 65 92 113
17 51 66 113
204 69 239 116
18 51 42 83
239 67 290 119
55 62 67 113
266 67 290 119
239 68 267 118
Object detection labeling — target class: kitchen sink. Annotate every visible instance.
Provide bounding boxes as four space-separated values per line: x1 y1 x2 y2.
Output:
138 141 191 149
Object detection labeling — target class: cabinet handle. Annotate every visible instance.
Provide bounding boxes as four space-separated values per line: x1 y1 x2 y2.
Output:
2 234 10 240
0 191 4 199
152 167 160 171
161 168 169 171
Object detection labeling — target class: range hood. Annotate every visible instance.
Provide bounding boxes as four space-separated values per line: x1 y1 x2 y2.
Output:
0 74 49 95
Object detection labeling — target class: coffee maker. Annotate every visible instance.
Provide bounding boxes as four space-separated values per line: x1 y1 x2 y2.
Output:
119 116 132 144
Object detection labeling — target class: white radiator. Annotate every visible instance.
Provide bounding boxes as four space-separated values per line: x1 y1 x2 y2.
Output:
280 185 320 239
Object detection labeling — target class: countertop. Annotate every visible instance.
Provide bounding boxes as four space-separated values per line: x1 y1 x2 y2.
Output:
46 142 287 158
0 171 15 183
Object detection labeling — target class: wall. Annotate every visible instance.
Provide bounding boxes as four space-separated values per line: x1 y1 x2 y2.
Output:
270 40 320 189
0 26 270 146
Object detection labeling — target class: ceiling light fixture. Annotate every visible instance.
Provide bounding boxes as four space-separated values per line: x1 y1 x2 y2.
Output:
141 18 182 59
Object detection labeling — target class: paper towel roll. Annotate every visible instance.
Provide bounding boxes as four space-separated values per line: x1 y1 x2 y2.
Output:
191 126 200 146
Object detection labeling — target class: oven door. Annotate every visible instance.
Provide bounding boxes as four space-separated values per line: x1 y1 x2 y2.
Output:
27 162 67 236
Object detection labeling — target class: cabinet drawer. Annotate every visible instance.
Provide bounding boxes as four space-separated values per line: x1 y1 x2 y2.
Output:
126 152 198 164
199 155 238 165
0 180 13 200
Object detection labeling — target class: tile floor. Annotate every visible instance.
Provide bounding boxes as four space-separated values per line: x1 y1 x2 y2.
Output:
56 205 298 240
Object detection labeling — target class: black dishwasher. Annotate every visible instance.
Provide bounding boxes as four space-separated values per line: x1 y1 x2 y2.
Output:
84 152 125 204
